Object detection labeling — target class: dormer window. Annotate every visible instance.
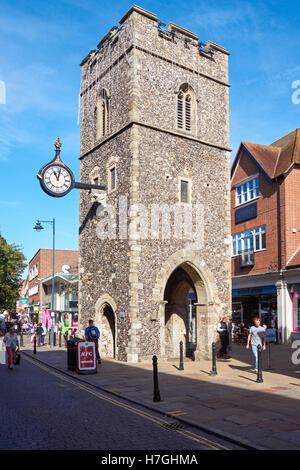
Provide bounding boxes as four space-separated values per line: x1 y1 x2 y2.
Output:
235 175 259 206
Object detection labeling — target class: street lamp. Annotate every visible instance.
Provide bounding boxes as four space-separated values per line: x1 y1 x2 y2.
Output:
33 217 55 348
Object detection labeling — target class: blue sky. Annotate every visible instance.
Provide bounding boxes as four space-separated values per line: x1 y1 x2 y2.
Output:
0 0 300 268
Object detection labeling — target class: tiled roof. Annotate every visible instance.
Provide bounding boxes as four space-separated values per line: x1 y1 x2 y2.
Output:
271 128 300 177
232 128 300 180
242 142 280 179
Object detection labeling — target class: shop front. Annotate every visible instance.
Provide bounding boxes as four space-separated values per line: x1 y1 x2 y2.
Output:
232 285 277 329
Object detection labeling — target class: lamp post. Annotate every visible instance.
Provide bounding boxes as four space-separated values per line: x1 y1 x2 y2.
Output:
33 218 55 348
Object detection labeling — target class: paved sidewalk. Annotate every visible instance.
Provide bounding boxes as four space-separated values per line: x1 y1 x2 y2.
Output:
21 337 300 450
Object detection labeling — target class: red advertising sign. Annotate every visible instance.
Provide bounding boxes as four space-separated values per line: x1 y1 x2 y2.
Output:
76 341 97 374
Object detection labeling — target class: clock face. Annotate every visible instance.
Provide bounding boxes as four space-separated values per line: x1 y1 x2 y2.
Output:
40 164 74 197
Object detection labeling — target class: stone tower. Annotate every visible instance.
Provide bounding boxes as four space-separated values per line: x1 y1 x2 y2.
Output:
78 5 231 362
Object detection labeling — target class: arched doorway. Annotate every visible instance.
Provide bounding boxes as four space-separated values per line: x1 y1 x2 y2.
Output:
95 295 117 359
101 304 116 358
162 262 209 359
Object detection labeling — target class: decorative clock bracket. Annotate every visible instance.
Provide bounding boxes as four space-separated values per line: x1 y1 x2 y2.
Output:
37 138 106 198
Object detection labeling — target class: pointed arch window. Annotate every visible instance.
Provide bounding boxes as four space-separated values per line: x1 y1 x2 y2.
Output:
177 84 195 133
96 89 109 140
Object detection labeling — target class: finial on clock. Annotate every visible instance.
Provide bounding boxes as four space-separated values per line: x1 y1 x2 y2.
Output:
54 137 62 149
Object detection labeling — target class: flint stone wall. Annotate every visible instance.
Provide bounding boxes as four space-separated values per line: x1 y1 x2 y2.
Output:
78 6 231 362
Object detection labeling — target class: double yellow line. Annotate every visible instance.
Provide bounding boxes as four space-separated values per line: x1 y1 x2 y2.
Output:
24 355 229 450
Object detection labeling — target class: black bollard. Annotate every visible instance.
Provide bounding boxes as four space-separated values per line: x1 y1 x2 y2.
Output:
209 342 217 376
34 335 37 354
54 332 56 347
20 331 23 347
153 355 161 402
59 331 62 348
179 341 184 370
48 330 51 345
256 345 263 383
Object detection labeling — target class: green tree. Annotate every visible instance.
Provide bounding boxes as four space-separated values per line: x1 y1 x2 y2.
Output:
0 234 26 311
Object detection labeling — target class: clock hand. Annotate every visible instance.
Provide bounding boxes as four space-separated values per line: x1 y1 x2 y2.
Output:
54 169 61 181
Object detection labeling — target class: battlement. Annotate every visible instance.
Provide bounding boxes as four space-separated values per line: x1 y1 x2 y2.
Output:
80 5 229 70
79 5 230 157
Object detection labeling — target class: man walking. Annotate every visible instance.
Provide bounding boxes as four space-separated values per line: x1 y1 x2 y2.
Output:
36 323 43 347
41 324 47 346
217 317 230 358
246 317 266 372
85 320 101 364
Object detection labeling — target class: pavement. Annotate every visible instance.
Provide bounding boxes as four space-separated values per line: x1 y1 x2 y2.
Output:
20 336 300 450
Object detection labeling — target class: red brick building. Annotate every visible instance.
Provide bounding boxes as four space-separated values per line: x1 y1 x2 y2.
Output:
231 128 300 343
24 249 78 321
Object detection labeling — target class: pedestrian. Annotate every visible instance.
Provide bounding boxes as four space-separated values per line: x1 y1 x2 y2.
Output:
3 327 19 370
85 319 101 364
36 323 43 347
246 317 266 372
0 319 5 336
61 314 70 347
41 324 47 346
231 322 239 343
217 317 230 358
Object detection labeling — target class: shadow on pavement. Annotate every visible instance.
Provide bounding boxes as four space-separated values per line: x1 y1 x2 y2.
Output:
18 339 300 450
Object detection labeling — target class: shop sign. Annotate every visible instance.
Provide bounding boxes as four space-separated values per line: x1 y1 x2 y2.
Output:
77 341 96 372
232 286 277 296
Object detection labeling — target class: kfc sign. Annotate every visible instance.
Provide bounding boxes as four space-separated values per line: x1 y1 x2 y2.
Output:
76 341 97 374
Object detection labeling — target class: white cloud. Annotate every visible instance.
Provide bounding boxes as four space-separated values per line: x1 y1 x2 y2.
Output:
0 201 23 205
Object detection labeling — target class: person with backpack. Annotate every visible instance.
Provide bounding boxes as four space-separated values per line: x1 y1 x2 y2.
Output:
85 320 101 364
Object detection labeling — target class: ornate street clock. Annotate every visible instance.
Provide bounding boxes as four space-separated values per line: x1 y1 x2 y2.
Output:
37 138 106 197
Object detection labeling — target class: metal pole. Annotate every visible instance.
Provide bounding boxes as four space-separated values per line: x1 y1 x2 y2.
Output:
39 278 43 325
179 341 184 370
153 355 161 402
59 331 62 348
266 342 273 370
34 335 37 354
50 218 55 348
209 342 217 376
20 331 23 347
256 345 263 383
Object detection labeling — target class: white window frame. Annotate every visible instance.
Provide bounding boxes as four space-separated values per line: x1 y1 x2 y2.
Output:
231 225 266 257
235 175 259 207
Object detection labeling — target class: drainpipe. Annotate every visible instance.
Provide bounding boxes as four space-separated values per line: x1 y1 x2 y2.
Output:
276 176 285 343
276 177 282 271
